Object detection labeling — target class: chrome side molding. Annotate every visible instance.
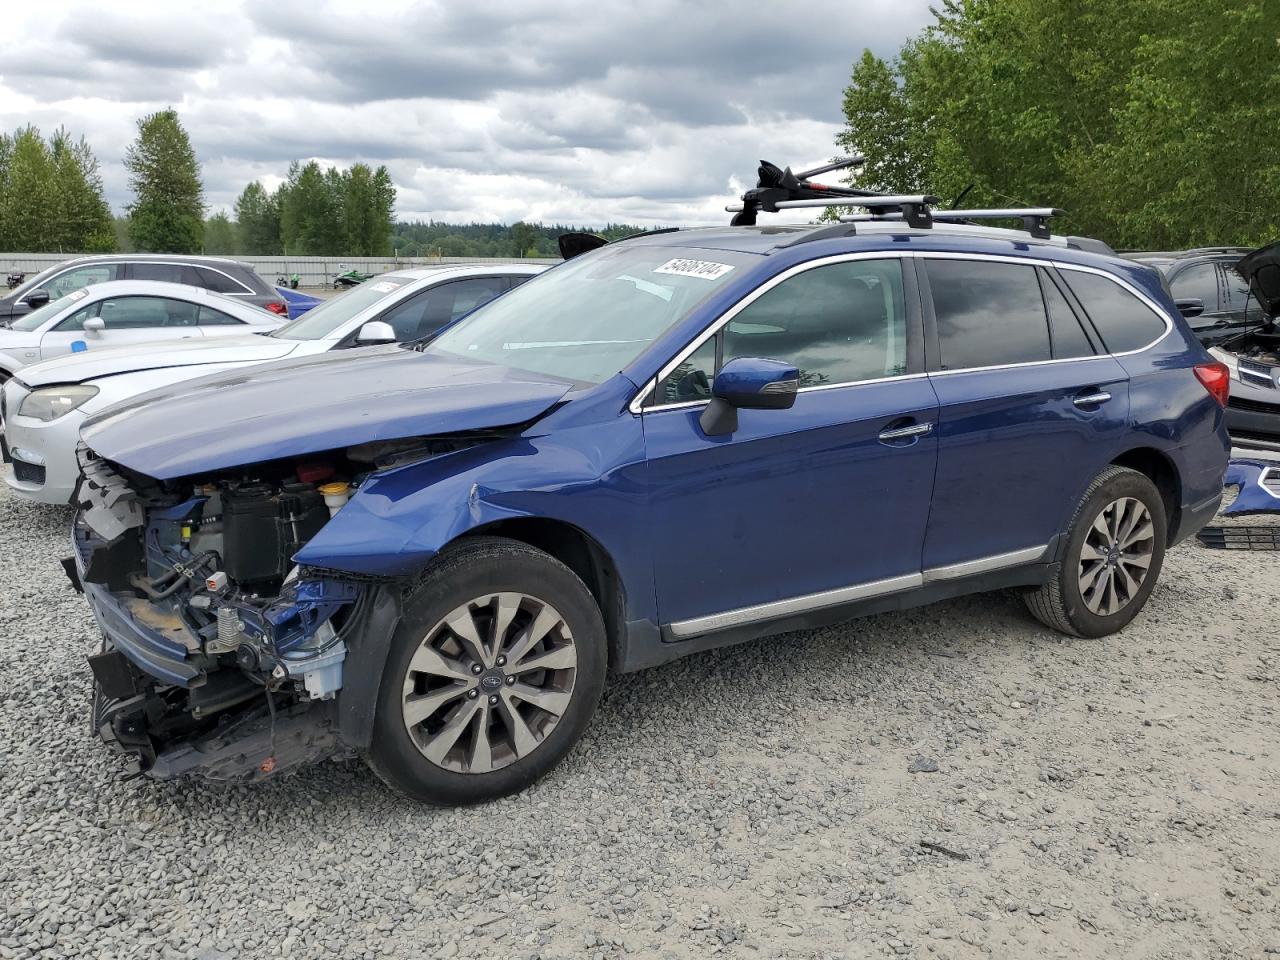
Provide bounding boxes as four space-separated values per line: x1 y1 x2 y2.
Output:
666 543 1052 639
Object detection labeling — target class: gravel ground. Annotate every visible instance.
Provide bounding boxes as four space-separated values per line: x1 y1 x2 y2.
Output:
1 474 1277 960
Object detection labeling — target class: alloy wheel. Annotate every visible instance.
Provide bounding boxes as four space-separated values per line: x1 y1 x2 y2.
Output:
401 592 578 774
1077 496 1155 616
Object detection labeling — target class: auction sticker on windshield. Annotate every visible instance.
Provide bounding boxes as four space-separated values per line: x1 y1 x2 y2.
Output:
369 281 402 293
653 258 735 281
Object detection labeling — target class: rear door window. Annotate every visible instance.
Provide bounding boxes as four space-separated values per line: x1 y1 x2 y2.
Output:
926 259 1051 369
197 305 245 326
1062 271 1168 353
130 262 198 285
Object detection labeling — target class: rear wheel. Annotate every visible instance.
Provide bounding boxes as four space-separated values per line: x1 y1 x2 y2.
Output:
366 537 606 804
1025 466 1167 638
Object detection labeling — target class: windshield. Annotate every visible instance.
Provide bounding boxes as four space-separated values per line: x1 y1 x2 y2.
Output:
9 287 91 331
270 276 414 340
428 245 757 383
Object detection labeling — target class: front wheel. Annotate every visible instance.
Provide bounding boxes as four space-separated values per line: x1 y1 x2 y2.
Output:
366 537 606 804
1025 465 1167 638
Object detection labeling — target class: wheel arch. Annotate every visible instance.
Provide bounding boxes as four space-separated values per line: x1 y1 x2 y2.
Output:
1109 446 1181 536
458 517 626 672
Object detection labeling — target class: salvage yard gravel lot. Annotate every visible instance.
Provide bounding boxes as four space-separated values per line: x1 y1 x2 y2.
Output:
1 478 1277 960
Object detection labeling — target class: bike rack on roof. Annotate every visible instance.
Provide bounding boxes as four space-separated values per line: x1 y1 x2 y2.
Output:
725 159 1068 241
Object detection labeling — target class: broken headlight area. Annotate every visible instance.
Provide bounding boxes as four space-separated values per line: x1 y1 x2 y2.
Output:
72 449 386 781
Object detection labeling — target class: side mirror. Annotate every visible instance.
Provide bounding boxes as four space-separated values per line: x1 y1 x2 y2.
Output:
1175 297 1204 319
82 316 106 336
25 289 50 308
356 320 397 344
699 357 799 437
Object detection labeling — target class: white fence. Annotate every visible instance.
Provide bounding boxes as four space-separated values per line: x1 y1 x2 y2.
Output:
0 253 560 289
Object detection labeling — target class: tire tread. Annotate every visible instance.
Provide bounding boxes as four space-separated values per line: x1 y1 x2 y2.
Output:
1024 465 1152 637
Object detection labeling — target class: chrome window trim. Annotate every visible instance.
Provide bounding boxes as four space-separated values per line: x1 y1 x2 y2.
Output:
629 251 1174 413
142 261 257 296
18 259 256 304
666 542 1052 639
638 371 931 416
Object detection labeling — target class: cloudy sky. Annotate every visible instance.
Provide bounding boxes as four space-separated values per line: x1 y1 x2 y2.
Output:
0 0 936 227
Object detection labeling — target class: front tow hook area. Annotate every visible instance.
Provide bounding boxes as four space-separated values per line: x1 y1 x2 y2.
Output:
61 555 83 593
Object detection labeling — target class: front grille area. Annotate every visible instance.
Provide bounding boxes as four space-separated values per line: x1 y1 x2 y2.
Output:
1238 359 1278 389
1228 395 1280 415
12 459 45 484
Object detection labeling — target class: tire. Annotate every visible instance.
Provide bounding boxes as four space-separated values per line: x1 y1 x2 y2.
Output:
1024 465 1167 638
366 536 606 804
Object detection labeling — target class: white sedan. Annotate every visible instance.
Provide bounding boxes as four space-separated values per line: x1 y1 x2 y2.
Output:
0 280 283 381
1 264 544 504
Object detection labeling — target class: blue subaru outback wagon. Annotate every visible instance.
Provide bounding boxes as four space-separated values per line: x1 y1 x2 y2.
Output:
72 191 1230 803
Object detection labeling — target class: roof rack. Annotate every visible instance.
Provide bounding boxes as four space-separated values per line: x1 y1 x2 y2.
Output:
839 207 1065 240
726 159 1069 241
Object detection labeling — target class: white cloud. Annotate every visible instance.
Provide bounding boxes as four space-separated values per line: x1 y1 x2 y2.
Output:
0 0 935 227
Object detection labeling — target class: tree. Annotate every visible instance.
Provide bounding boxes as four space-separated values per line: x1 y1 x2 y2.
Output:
0 127 57 251
125 109 204 253
49 129 115 252
234 181 282 254
511 221 538 258
835 0 1280 248
203 213 238 254
279 160 342 255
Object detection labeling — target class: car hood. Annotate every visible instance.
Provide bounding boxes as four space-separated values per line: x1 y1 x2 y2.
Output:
80 347 574 479
0 328 39 348
1236 242 1280 317
16 334 298 387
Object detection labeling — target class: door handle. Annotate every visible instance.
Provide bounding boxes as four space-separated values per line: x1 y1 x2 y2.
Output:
878 421 933 442
1073 391 1112 408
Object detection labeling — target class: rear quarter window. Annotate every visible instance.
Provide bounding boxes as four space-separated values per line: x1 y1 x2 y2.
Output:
1062 271 1168 353
195 266 250 294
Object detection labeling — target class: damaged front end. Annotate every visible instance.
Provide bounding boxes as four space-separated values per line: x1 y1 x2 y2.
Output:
69 444 425 782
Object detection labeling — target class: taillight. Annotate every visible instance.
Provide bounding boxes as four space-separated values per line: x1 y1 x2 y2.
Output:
1193 361 1230 407
266 301 289 316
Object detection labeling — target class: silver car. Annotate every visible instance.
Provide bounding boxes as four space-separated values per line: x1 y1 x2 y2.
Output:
2 265 543 504
0 280 283 383
1209 242 1280 452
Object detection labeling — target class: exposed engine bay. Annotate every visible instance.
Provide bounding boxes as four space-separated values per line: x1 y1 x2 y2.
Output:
1219 323 1280 373
70 435 488 781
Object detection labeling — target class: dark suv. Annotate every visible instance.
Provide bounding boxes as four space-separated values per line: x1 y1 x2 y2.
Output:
0 255 287 324
1124 247 1261 346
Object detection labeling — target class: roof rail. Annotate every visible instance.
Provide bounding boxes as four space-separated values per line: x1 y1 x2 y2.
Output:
839 207 1064 240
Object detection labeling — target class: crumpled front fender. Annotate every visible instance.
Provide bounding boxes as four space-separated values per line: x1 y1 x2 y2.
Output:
294 415 650 588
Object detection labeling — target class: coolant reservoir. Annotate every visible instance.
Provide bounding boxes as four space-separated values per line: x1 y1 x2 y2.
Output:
319 482 350 517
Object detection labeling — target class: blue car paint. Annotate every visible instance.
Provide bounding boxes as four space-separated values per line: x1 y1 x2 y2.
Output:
1223 459 1280 515
80 347 574 479
922 357 1132 568
642 377 939 624
276 286 324 320
82 226 1230 676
